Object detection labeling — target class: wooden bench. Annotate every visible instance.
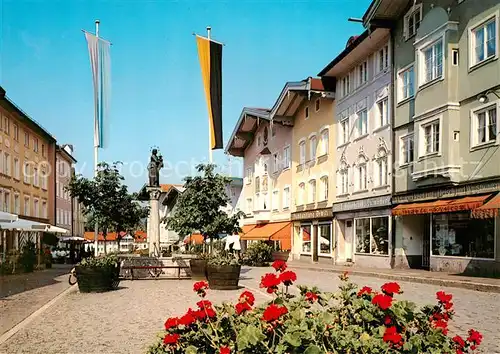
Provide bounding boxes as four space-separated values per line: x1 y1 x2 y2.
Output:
121 265 191 280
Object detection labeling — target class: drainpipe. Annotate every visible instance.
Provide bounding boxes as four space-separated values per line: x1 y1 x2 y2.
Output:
390 30 396 268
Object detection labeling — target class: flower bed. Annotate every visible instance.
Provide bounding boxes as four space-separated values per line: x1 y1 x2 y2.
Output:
148 260 483 353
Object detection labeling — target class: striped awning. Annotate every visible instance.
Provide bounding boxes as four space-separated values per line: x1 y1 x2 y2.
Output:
392 195 492 216
471 193 500 219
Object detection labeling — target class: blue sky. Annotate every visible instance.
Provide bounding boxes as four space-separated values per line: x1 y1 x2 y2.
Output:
0 0 370 192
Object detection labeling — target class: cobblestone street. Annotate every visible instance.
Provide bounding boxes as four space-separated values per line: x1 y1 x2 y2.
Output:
1 267 499 354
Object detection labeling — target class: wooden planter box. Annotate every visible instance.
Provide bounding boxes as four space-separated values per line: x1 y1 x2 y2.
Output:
272 251 290 262
190 259 207 280
76 266 120 293
206 264 241 290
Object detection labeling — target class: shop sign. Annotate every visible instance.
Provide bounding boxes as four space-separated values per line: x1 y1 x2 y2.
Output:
392 180 500 204
332 195 391 213
291 208 333 221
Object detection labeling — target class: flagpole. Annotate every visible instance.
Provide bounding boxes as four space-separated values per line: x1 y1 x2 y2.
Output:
94 19 100 257
207 26 213 164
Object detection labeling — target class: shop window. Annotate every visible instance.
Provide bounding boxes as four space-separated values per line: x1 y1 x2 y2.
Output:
301 225 312 254
318 223 332 256
432 212 494 259
355 216 389 255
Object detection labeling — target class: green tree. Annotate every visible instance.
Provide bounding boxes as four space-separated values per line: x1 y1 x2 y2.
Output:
67 162 148 254
165 164 244 252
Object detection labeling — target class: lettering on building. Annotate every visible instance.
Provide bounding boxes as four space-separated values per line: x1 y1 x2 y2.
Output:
333 196 392 213
291 208 333 221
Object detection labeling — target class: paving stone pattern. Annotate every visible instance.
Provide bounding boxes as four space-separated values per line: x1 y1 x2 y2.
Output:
1 267 499 354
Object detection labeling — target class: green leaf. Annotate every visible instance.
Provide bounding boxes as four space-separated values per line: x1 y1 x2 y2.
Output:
185 345 198 354
283 331 302 347
236 325 266 350
303 345 322 354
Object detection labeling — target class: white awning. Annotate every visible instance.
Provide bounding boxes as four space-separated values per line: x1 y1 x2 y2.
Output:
59 236 85 242
0 211 18 223
0 218 49 231
46 225 69 234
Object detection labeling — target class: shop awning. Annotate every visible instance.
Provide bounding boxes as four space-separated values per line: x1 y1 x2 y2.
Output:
184 233 204 245
239 224 256 236
0 211 18 223
471 193 500 219
0 218 49 231
241 222 291 241
392 195 492 216
46 225 69 234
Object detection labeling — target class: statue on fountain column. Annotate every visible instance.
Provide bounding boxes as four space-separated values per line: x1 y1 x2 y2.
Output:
147 148 164 187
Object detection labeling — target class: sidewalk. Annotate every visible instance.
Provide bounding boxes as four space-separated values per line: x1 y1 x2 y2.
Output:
289 261 500 293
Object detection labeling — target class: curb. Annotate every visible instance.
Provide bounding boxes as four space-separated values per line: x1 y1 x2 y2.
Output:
289 265 500 293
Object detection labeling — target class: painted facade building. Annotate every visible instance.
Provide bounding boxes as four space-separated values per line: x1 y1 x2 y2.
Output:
226 107 293 250
364 0 500 273
268 78 336 263
319 29 394 268
55 144 76 234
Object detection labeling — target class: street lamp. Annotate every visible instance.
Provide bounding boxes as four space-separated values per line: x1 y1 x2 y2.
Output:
477 89 500 104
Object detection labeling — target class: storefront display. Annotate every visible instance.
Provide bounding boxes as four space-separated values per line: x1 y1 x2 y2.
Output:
355 216 389 255
318 222 332 256
432 212 494 259
301 224 312 254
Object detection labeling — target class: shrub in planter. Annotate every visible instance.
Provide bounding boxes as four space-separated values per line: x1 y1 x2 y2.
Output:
190 253 209 280
206 252 241 290
241 241 272 266
19 241 37 273
149 260 483 354
75 254 120 293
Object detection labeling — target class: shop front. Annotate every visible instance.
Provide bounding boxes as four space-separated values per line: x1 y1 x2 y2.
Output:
333 195 392 269
240 222 291 252
291 208 334 264
392 181 500 274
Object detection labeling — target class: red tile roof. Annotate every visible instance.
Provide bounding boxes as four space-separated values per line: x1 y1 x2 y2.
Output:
84 231 147 242
160 184 183 193
184 233 204 245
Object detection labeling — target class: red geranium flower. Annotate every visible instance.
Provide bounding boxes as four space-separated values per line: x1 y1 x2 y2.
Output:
262 303 288 322
193 281 209 297
235 302 252 315
384 315 392 325
272 260 287 273
163 333 180 346
357 286 372 297
178 310 196 327
305 291 318 303
239 291 255 306
260 273 281 293
383 326 402 345
372 294 393 310
164 317 179 330
467 329 483 346
436 291 452 304
452 335 466 349
219 346 231 354
432 319 449 335
196 300 212 309
381 282 401 296
279 270 297 286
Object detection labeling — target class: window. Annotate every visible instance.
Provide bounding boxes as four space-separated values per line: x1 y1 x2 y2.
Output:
356 109 368 137
42 201 47 219
56 181 60 197
470 17 497 67
24 197 30 216
378 45 389 72
13 124 18 141
357 160 367 191
452 49 459 66
299 141 306 165
432 212 494 258
33 168 39 187
398 65 414 101
301 225 312 254
23 163 30 184
34 138 39 153
320 129 329 156
404 3 422 40
3 116 9 134
309 136 317 161
3 191 9 212
272 190 279 211
473 105 497 146
41 170 48 190
401 134 415 165
283 187 290 209
13 158 20 180
358 61 368 85
3 153 10 176
24 131 29 147
246 198 252 214
423 120 440 154
273 153 279 173
339 169 349 195
254 176 260 194
14 194 20 214
356 216 389 255
421 40 443 85
376 98 389 127
34 199 39 217
315 98 320 112
341 75 350 97
376 158 388 186
263 127 269 146
340 118 349 145
283 146 291 169
297 183 305 205
305 106 309 120
308 180 316 204
245 168 252 184
318 223 332 256
320 176 329 201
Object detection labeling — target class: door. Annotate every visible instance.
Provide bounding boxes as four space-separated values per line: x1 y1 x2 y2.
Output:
422 215 431 269
344 219 354 262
